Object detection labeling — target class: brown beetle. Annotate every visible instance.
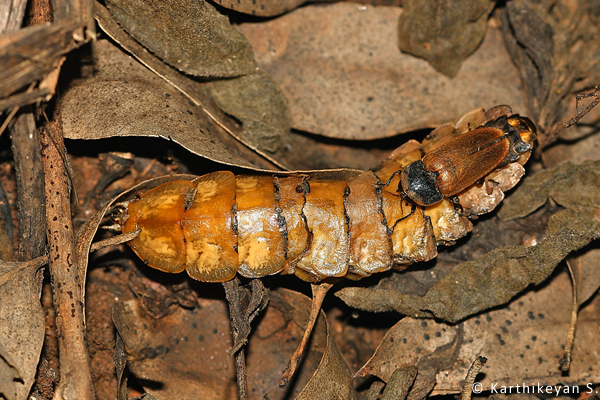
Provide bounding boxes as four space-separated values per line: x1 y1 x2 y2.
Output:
400 115 536 206
115 108 536 283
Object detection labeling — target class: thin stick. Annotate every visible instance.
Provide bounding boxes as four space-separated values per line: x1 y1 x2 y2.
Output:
553 86 600 136
460 356 487 400
559 261 578 372
39 124 95 400
223 278 248 400
10 107 47 261
279 281 333 387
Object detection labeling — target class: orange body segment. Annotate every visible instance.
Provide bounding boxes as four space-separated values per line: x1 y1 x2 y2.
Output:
380 191 437 264
345 172 393 275
275 176 310 273
235 175 287 278
296 180 349 281
123 180 194 273
183 171 238 282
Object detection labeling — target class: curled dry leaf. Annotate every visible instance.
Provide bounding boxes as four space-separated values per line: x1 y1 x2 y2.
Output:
60 39 275 170
358 271 600 396
93 2 287 169
499 0 600 138
102 0 292 155
398 0 495 77
105 0 257 78
111 288 355 400
499 160 600 220
238 3 527 140
0 257 46 400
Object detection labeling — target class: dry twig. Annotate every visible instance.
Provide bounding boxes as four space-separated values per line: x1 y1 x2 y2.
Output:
39 123 95 400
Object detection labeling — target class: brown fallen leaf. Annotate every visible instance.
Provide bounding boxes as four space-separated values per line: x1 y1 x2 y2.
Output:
112 288 355 400
498 160 600 220
213 0 317 17
356 270 600 396
398 0 495 77
499 0 600 142
105 0 257 78
60 39 276 170
239 3 527 139
355 318 458 382
93 1 287 169
0 257 46 400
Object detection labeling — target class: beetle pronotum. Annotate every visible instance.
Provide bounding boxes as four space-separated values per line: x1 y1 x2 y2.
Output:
115 107 536 283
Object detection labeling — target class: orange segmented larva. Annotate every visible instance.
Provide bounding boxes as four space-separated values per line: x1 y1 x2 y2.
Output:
118 108 536 282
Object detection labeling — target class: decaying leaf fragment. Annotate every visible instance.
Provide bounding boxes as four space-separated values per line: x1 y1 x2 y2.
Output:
111 288 355 400
356 271 600 396
60 39 276 170
337 161 600 322
0 257 46 400
398 0 495 77
105 0 257 78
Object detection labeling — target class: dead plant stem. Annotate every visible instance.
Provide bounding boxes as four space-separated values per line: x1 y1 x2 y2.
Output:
39 124 95 400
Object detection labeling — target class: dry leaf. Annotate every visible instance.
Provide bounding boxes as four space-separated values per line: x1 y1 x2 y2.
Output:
207 71 291 154
105 0 257 78
498 160 600 220
0 257 46 400
398 0 495 77
60 40 272 170
93 2 286 169
357 270 600 396
112 288 356 399
356 319 453 380
239 3 526 139
499 0 600 138
213 0 314 17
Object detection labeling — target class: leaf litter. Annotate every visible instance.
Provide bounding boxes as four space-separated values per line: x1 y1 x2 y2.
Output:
1 0 600 399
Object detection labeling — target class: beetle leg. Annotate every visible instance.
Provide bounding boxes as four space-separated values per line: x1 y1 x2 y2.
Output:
392 201 417 231
381 169 402 191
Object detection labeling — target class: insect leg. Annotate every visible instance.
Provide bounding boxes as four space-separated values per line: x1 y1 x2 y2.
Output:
392 202 416 231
